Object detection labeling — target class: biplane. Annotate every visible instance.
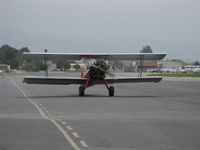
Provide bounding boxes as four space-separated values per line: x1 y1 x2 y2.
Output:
23 52 166 96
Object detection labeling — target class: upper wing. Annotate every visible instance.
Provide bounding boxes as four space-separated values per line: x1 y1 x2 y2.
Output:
23 52 166 61
23 76 162 85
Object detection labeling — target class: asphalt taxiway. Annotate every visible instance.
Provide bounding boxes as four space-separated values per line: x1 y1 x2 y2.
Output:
0 72 200 150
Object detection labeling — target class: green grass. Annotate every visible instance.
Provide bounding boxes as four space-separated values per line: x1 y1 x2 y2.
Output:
148 73 200 77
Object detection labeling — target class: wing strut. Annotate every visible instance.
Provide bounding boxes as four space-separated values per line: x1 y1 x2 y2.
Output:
138 55 144 77
44 49 48 78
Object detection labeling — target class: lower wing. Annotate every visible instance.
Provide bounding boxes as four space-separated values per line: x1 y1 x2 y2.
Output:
23 76 86 85
23 76 162 85
106 77 162 84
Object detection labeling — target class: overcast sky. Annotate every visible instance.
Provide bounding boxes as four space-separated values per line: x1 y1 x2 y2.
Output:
0 0 200 61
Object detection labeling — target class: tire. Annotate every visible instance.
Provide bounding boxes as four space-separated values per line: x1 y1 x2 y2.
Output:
109 86 114 97
79 86 85 96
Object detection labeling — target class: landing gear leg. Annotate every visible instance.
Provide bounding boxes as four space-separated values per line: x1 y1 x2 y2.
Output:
104 80 114 97
79 86 85 96
79 75 90 96
108 86 114 97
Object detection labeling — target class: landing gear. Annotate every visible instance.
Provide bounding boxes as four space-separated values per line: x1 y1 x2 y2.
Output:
108 86 114 97
79 86 85 96
104 80 114 97
79 79 115 97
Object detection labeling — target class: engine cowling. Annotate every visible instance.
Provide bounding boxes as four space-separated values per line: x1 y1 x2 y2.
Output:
89 66 106 80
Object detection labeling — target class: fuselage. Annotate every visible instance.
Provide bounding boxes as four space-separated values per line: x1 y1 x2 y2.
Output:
83 66 107 87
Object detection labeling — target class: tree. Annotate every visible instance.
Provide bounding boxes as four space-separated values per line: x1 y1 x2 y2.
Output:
73 64 80 71
31 61 42 71
9 56 20 69
56 60 71 71
56 61 63 70
0 45 20 69
0 44 31 69
193 61 200 65
40 63 47 71
22 60 46 72
22 63 32 71
140 45 153 53
0 45 21 68
0 55 3 64
63 61 71 71
20 47 30 54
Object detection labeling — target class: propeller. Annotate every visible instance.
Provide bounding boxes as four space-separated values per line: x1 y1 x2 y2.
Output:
81 59 115 78
91 63 115 77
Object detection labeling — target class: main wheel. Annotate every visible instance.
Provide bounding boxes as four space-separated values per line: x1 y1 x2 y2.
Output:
109 86 114 97
79 86 85 96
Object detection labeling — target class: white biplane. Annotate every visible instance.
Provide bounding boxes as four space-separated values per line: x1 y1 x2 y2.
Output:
23 52 166 96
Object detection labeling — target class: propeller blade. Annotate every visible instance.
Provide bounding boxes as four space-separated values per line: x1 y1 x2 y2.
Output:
91 64 115 77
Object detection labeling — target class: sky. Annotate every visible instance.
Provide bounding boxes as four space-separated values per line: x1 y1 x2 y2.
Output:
0 0 200 61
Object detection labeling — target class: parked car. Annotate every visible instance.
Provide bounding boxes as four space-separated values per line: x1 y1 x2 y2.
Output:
0 70 5 78
193 68 200 73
